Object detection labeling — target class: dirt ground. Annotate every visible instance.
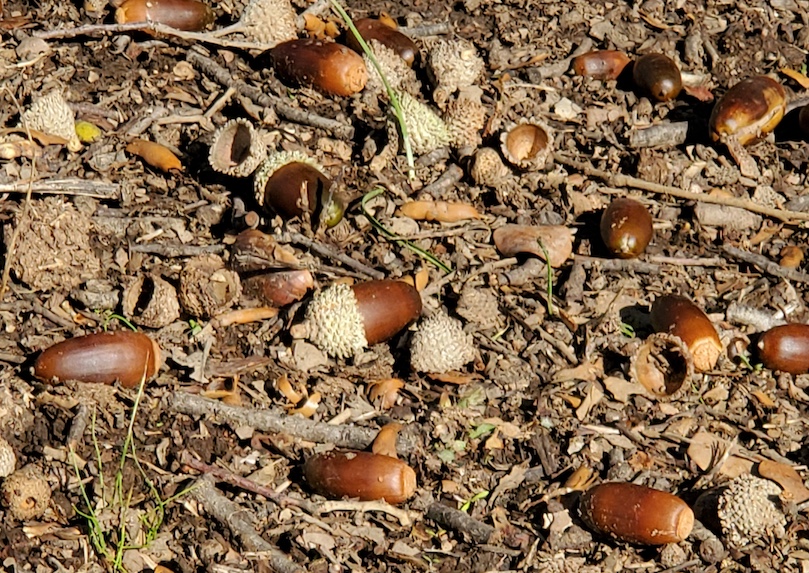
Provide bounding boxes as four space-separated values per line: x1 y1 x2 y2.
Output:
1 0 809 570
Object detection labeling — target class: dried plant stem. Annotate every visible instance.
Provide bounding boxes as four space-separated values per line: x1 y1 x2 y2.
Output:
554 153 809 223
723 245 809 283
0 178 119 199
284 231 384 280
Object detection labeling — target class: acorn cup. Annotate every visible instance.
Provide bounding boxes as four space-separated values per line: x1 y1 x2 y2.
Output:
579 482 694 545
300 280 422 359
630 332 693 399
208 119 267 178
345 18 418 66
756 324 809 374
252 151 344 227
600 197 653 259
34 331 162 388
632 53 682 102
709 75 786 146
571 50 631 80
115 0 214 30
269 38 368 96
499 118 553 171
650 295 722 372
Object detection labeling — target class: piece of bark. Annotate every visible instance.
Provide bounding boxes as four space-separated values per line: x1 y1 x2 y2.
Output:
629 122 689 148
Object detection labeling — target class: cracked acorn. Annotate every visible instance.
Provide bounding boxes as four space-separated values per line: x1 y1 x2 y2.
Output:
34 331 162 388
650 295 722 372
297 280 422 359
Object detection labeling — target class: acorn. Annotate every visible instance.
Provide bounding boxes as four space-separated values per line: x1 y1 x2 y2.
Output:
756 324 809 374
303 451 417 504
650 295 722 372
600 197 653 258
253 150 344 227
230 228 302 272
346 18 418 66
632 53 682 102
242 270 313 307
34 331 162 388
270 38 368 96
579 482 694 545
302 280 422 359
115 0 214 31
709 76 786 146
571 50 631 80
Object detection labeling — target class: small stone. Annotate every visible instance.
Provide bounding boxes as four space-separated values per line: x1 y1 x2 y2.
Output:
410 310 476 373
304 283 367 359
2 465 51 521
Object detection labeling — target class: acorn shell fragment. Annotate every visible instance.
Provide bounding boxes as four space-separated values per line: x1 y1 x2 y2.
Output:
630 332 693 399
208 119 267 177
493 224 575 267
499 119 553 171
572 50 630 80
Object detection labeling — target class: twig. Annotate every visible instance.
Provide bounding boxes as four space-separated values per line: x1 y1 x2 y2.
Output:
319 500 416 527
129 242 226 257
186 50 355 140
628 121 689 148
425 502 494 544
723 245 809 283
285 231 384 280
419 165 464 197
169 392 418 451
554 153 809 222
400 22 452 37
189 476 305 573
0 178 119 199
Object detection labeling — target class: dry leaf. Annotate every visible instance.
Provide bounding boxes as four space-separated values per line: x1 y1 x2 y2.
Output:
603 376 646 403
682 84 715 102
428 372 480 384
493 224 575 267
686 430 753 477
288 392 320 417
553 361 601 383
399 200 481 222
126 139 183 172
758 459 809 503
372 422 403 458
575 382 603 421
780 67 809 89
751 390 777 408
368 378 404 410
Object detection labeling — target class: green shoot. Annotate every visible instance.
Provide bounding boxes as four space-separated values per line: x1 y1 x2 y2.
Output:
537 240 556 316
362 187 452 273
619 323 635 338
329 0 415 180
459 490 489 513
101 312 138 332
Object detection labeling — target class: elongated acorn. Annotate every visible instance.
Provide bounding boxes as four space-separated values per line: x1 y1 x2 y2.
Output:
115 0 214 31
650 295 722 372
34 331 161 388
600 197 653 258
346 18 418 66
242 270 313 307
303 280 422 358
632 53 682 102
757 324 809 374
579 482 694 545
270 38 368 96
572 50 630 80
709 76 786 146
304 451 417 504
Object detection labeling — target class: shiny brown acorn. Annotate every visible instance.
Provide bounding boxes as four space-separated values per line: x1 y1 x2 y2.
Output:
650 295 722 372
34 331 162 388
270 38 368 96
632 53 682 102
242 270 314 307
346 18 418 66
709 76 786 146
571 50 630 80
304 451 417 503
757 324 809 374
115 0 214 30
302 280 423 358
579 482 694 545
600 197 653 258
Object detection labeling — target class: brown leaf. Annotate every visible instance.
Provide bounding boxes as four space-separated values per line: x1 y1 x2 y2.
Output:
682 84 715 102
686 430 753 477
126 139 183 172
758 459 809 503
780 67 809 90
399 200 481 222
493 224 575 267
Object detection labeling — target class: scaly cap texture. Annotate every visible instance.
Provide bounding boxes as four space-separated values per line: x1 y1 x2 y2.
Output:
305 283 368 358
2 465 51 521
209 119 267 177
238 0 297 46
363 39 421 100
397 91 451 155
253 150 323 207
0 437 16 478
427 38 485 108
444 92 486 151
717 475 786 547
410 310 476 373
20 91 81 152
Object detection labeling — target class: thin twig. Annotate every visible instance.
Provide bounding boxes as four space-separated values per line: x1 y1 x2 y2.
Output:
554 153 809 222
0 178 119 199
723 245 809 283
285 231 384 280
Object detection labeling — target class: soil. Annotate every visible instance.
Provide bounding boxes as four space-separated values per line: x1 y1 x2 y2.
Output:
0 0 808 571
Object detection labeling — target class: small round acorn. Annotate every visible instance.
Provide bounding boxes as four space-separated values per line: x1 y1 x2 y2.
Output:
650 295 722 372
709 76 786 145
571 50 630 80
270 38 368 96
115 0 214 31
34 331 162 388
304 450 417 504
757 324 809 374
346 18 418 66
600 197 653 258
632 53 682 102
579 482 694 545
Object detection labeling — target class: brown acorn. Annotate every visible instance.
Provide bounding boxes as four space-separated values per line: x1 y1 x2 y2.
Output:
579 482 694 545
571 50 630 80
346 18 418 66
650 295 722 372
34 331 162 388
270 38 368 96
303 280 422 358
115 0 214 30
757 324 809 374
242 270 314 307
600 197 653 258
709 76 786 146
632 53 682 102
304 451 417 504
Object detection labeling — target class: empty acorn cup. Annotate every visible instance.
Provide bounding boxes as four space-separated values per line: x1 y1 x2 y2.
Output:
650 295 722 372
630 332 693 399
499 118 553 171
208 119 267 178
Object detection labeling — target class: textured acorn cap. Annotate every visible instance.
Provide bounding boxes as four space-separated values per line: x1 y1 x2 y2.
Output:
470 147 510 187
0 437 16 478
238 0 297 45
717 475 785 547
410 310 476 373
209 119 267 177
363 39 421 100
305 283 368 359
179 254 241 318
123 274 181 328
1 465 51 521
253 150 324 207
20 91 81 152
457 286 503 331
500 118 553 171
397 91 452 155
427 38 484 108
444 92 486 152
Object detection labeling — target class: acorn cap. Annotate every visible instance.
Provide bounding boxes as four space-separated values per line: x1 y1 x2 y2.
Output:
305 283 368 358
253 150 324 208
397 91 452 155
363 39 421 100
500 118 553 171
20 91 81 152
717 475 785 547
179 254 241 318
630 332 693 399
457 286 504 331
122 274 181 328
470 147 510 187
426 38 484 108
238 0 297 45
1 465 51 521
410 310 476 373
208 119 267 178
0 437 16 478
444 91 486 152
